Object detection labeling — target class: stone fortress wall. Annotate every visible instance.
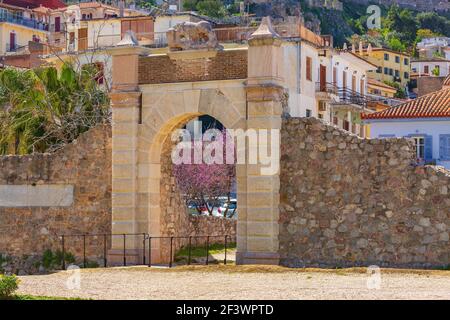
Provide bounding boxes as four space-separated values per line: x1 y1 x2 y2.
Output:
279 117 450 268
0 125 112 273
0 125 236 274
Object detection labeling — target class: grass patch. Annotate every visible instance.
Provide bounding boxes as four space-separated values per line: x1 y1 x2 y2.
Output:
175 242 236 259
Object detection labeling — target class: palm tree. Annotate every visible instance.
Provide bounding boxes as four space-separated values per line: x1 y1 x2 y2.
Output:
0 63 110 155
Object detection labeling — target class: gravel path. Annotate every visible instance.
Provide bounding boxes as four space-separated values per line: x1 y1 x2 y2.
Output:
17 266 450 300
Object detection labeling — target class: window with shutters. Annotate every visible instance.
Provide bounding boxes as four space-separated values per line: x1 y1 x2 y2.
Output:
306 56 312 81
412 136 425 160
440 134 450 160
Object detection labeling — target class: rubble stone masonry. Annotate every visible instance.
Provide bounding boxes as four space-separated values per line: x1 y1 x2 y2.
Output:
279 117 450 268
0 125 235 273
0 125 112 273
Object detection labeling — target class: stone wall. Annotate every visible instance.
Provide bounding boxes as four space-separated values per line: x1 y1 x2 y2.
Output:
138 49 248 84
0 125 112 273
279 117 450 268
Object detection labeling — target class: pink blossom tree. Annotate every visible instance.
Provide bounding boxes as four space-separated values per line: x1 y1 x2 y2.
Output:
172 129 236 218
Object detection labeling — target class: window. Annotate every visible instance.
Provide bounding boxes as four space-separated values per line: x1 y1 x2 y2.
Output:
376 66 382 73
395 56 400 63
306 109 312 117
55 16 60 32
384 53 389 61
440 135 450 160
318 113 323 119
333 67 337 85
384 67 388 74
306 57 312 81
343 120 350 131
435 65 440 74
395 70 399 77
412 136 425 160
333 117 338 125
424 65 429 74
389 68 393 76
318 101 327 112
404 58 409 65
404 72 409 79
69 32 75 44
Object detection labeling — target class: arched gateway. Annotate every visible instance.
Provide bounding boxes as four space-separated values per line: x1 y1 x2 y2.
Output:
108 18 283 265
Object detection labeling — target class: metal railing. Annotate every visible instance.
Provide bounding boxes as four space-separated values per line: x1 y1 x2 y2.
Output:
315 81 338 95
5 43 28 53
316 82 373 108
59 233 234 270
336 88 370 108
0 14 49 31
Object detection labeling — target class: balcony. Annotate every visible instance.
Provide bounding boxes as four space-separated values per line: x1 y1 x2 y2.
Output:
0 14 49 31
315 81 339 101
316 82 338 93
5 43 27 53
330 88 372 110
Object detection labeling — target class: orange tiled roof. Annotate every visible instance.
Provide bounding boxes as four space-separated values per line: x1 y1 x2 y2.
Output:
444 75 450 87
362 87 450 120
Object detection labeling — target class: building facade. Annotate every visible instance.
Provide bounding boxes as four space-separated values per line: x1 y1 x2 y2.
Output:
411 58 450 77
356 46 411 89
363 76 450 169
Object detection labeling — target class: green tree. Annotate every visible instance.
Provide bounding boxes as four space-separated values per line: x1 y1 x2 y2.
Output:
183 0 198 11
0 64 109 155
385 6 418 44
196 0 228 18
416 12 450 37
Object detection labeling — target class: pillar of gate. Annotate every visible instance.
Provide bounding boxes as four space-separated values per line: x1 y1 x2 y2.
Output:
108 45 149 265
236 17 283 265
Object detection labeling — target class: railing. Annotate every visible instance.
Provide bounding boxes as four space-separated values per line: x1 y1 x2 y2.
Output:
315 81 338 95
5 43 27 53
0 14 49 31
335 88 370 108
59 233 235 270
365 93 405 107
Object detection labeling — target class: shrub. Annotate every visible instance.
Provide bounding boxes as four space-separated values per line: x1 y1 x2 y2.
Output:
0 274 20 299
42 249 76 270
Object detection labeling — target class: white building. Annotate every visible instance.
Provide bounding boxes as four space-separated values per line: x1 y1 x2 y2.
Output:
282 37 376 137
411 58 450 77
417 37 450 59
363 76 450 169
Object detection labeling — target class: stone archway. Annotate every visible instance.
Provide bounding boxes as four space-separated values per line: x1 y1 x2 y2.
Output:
108 17 284 265
140 86 247 263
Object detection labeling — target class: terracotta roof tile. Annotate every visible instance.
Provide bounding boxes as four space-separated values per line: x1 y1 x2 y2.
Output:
444 75 450 87
362 87 450 120
3 0 66 9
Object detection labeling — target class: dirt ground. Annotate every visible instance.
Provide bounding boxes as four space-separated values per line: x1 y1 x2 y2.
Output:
17 265 450 300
